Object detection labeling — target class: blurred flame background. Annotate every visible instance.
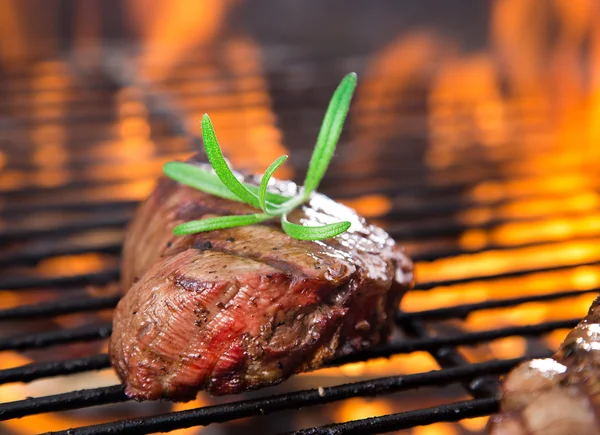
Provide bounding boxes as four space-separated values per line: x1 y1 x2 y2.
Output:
1 0 600 434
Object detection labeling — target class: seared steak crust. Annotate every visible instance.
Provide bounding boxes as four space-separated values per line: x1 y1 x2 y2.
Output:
489 294 600 434
110 158 413 401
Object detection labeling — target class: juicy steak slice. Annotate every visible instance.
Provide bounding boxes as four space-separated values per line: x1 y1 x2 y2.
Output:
110 158 413 400
488 294 600 435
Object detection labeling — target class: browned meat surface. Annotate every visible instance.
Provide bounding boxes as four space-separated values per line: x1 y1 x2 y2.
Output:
109 157 413 401
488 294 600 435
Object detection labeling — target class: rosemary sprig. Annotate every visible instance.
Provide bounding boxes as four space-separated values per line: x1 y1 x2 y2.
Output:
163 72 357 241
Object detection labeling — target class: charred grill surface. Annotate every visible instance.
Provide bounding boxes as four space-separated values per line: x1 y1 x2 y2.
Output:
6 31 597 433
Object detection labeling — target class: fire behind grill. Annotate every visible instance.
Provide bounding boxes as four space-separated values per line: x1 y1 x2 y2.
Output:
1 41 600 435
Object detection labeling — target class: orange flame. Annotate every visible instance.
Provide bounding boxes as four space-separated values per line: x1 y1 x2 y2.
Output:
128 0 236 82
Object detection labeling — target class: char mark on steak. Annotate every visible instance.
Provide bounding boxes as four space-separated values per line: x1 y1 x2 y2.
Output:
109 156 413 401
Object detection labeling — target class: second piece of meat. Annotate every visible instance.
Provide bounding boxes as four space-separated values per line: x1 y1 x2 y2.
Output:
489 294 600 435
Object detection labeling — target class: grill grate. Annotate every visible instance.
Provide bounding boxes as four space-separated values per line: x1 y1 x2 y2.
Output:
1 44 598 434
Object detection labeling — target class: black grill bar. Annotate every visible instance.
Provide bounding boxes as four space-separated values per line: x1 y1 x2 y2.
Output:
0 323 112 351
335 318 578 365
0 319 570 392
6 165 595 216
4 222 599 283
3 224 600 279
41 357 532 435
0 296 120 321
413 259 600 291
3 188 596 244
2 257 597 298
398 315 498 399
0 317 576 355
0 269 120 291
0 385 127 421
0 216 129 245
282 398 499 435
5 160 594 200
397 288 600 323
382 191 600 224
0 355 110 385
4 171 596 235
411 232 600 263
0 284 590 327
1 200 137 219
388 210 600 242
0 242 122 268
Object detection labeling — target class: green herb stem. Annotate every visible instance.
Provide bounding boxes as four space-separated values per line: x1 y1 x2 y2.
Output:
259 155 288 215
201 115 263 209
163 73 358 241
174 214 271 235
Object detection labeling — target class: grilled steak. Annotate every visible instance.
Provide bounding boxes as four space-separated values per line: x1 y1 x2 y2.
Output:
109 156 413 401
488 294 600 435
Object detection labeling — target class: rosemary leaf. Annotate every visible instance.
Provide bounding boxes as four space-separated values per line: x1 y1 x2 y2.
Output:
245 184 292 205
164 73 358 241
259 155 288 215
302 72 357 199
174 214 271 235
201 115 262 209
163 162 241 202
164 162 292 205
280 214 351 241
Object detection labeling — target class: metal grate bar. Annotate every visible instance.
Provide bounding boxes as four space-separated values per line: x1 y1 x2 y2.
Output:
410 234 600 263
0 385 127 421
0 200 137 219
2 254 597 301
2 206 591 254
0 355 110 385
397 315 498 399
0 269 120 291
0 216 129 244
0 284 590 327
7 163 594 211
388 211 600 241
413 260 600 291
2 221 598 278
5 161 595 218
4 168 595 219
397 288 600 323
0 164 544 198
0 296 120 321
41 357 530 435
0 323 112 351
0 207 585 253
0 319 570 385
4 231 599 283
0 317 575 355
335 318 577 365
383 191 600 223
282 398 498 435
327 175 599 202
0 243 122 268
